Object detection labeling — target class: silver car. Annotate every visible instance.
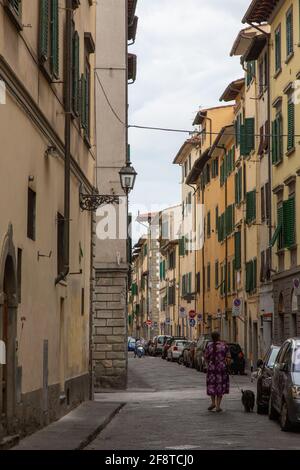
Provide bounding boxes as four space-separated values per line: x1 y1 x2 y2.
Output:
167 340 189 362
269 337 300 431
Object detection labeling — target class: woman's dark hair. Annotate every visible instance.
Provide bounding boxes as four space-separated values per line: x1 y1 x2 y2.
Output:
211 331 220 342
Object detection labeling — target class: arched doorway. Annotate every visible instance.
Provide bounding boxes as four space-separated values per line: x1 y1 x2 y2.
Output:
0 225 18 434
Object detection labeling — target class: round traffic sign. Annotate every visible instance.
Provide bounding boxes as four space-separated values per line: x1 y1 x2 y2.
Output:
146 320 152 326
189 310 196 319
189 319 196 327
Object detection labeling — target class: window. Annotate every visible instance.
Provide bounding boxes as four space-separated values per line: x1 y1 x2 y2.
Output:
168 285 175 306
39 0 60 79
81 288 85 316
232 260 236 291
282 196 296 248
17 248 22 304
240 118 255 157
27 188 36 241
143 244 148 257
286 8 294 58
272 111 283 164
72 28 80 116
57 213 65 275
179 236 185 256
215 261 219 289
211 159 219 178
265 182 271 221
246 259 257 294
246 61 256 86
225 204 234 236
261 186 265 222
275 25 281 72
235 114 242 147
196 272 201 293
168 251 175 270
259 60 264 95
246 190 256 224
207 264 211 291
227 262 231 293
207 211 211 238
235 168 242 205
234 230 241 270
160 260 166 281
215 206 219 233
287 95 295 151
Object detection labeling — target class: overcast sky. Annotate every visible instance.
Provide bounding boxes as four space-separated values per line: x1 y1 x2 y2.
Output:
128 0 250 240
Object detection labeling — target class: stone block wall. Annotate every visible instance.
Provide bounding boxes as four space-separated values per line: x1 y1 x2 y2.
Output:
93 269 128 389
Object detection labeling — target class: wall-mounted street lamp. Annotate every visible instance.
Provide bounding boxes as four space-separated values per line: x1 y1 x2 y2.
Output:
119 161 137 196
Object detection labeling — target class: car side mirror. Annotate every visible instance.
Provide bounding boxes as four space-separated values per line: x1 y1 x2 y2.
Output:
257 359 264 369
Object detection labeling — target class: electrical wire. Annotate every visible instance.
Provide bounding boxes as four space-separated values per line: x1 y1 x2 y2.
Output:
95 70 126 125
128 124 300 139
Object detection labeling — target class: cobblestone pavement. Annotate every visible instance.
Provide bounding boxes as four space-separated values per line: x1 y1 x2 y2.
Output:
88 354 300 450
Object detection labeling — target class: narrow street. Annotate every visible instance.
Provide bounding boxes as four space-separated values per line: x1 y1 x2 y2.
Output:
87 355 300 450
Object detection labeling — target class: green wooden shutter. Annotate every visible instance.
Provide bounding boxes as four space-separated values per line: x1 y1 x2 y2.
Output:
286 10 293 56
240 124 246 156
85 68 90 136
227 262 231 293
275 28 281 72
238 168 242 203
72 31 80 115
246 262 252 293
246 190 256 224
39 0 49 62
287 100 295 151
253 258 257 291
81 73 87 129
215 206 219 233
9 0 21 15
272 119 277 164
245 118 255 154
51 0 59 77
234 231 241 270
283 197 296 248
179 236 185 256
207 211 211 237
235 173 238 204
215 261 219 288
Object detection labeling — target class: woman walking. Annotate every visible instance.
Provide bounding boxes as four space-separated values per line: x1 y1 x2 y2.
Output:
204 331 231 412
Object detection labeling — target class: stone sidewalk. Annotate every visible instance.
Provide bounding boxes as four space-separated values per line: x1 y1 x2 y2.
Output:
12 401 124 450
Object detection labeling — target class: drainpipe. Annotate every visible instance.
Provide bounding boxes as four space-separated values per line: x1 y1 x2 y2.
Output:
187 182 198 330
217 145 228 338
55 0 72 285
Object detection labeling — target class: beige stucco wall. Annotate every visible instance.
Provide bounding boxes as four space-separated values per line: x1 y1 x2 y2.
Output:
0 1 95 400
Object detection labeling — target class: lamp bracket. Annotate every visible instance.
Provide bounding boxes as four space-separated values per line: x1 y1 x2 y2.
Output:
79 185 120 211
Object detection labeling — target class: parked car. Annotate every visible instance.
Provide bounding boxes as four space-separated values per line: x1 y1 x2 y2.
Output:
167 340 189 362
228 343 246 375
162 337 173 359
148 338 156 356
195 337 210 372
183 341 197 368
128 337 136 352
256 344 281 414
268 337 300 431
154 335 171 356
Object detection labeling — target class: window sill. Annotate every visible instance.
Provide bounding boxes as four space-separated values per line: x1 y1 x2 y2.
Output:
285 52 294 65
273 68 282 79
275 249 285 256
273 158 283 167
287 243 297 251
286 147 295 157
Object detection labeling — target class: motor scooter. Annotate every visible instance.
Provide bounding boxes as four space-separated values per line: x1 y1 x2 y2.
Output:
136 345 145 358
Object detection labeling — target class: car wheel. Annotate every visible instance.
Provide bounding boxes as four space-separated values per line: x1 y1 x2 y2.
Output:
280 400 293 432
178 356 183 365
268 397 278 421
257 403 267 415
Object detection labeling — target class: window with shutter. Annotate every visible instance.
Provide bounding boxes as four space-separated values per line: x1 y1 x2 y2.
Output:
51 0 59 77
261 186 265 222
39 0 49 62
179 236 185 256
246 190 256 224
287 98 295 151
234 230 241 270
27 188 36 241
240 124 246 156
227 262 231 293
275 25 281 72
196 272 201 293
215 206 219 233
246 261 252 293
207 211 211 238
72 30 80 115
245 118 255 154
215 261 219 289
286 9 294 57
283 197 296 248
81 73 87 130
232 260 236 291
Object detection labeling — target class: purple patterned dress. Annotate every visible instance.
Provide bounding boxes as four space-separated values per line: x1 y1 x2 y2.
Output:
204 341 230 397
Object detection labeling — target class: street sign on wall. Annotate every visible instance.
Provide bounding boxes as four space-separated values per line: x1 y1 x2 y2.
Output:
179 307 186 318
232 298 242 317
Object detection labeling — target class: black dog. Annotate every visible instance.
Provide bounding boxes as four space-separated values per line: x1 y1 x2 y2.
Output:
241 390 255 412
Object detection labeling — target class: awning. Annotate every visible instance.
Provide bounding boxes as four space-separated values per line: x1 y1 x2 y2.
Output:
219 78 245 102
128 54 137 82
209 125 234 158
185 149 210 185
242 0 280 24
